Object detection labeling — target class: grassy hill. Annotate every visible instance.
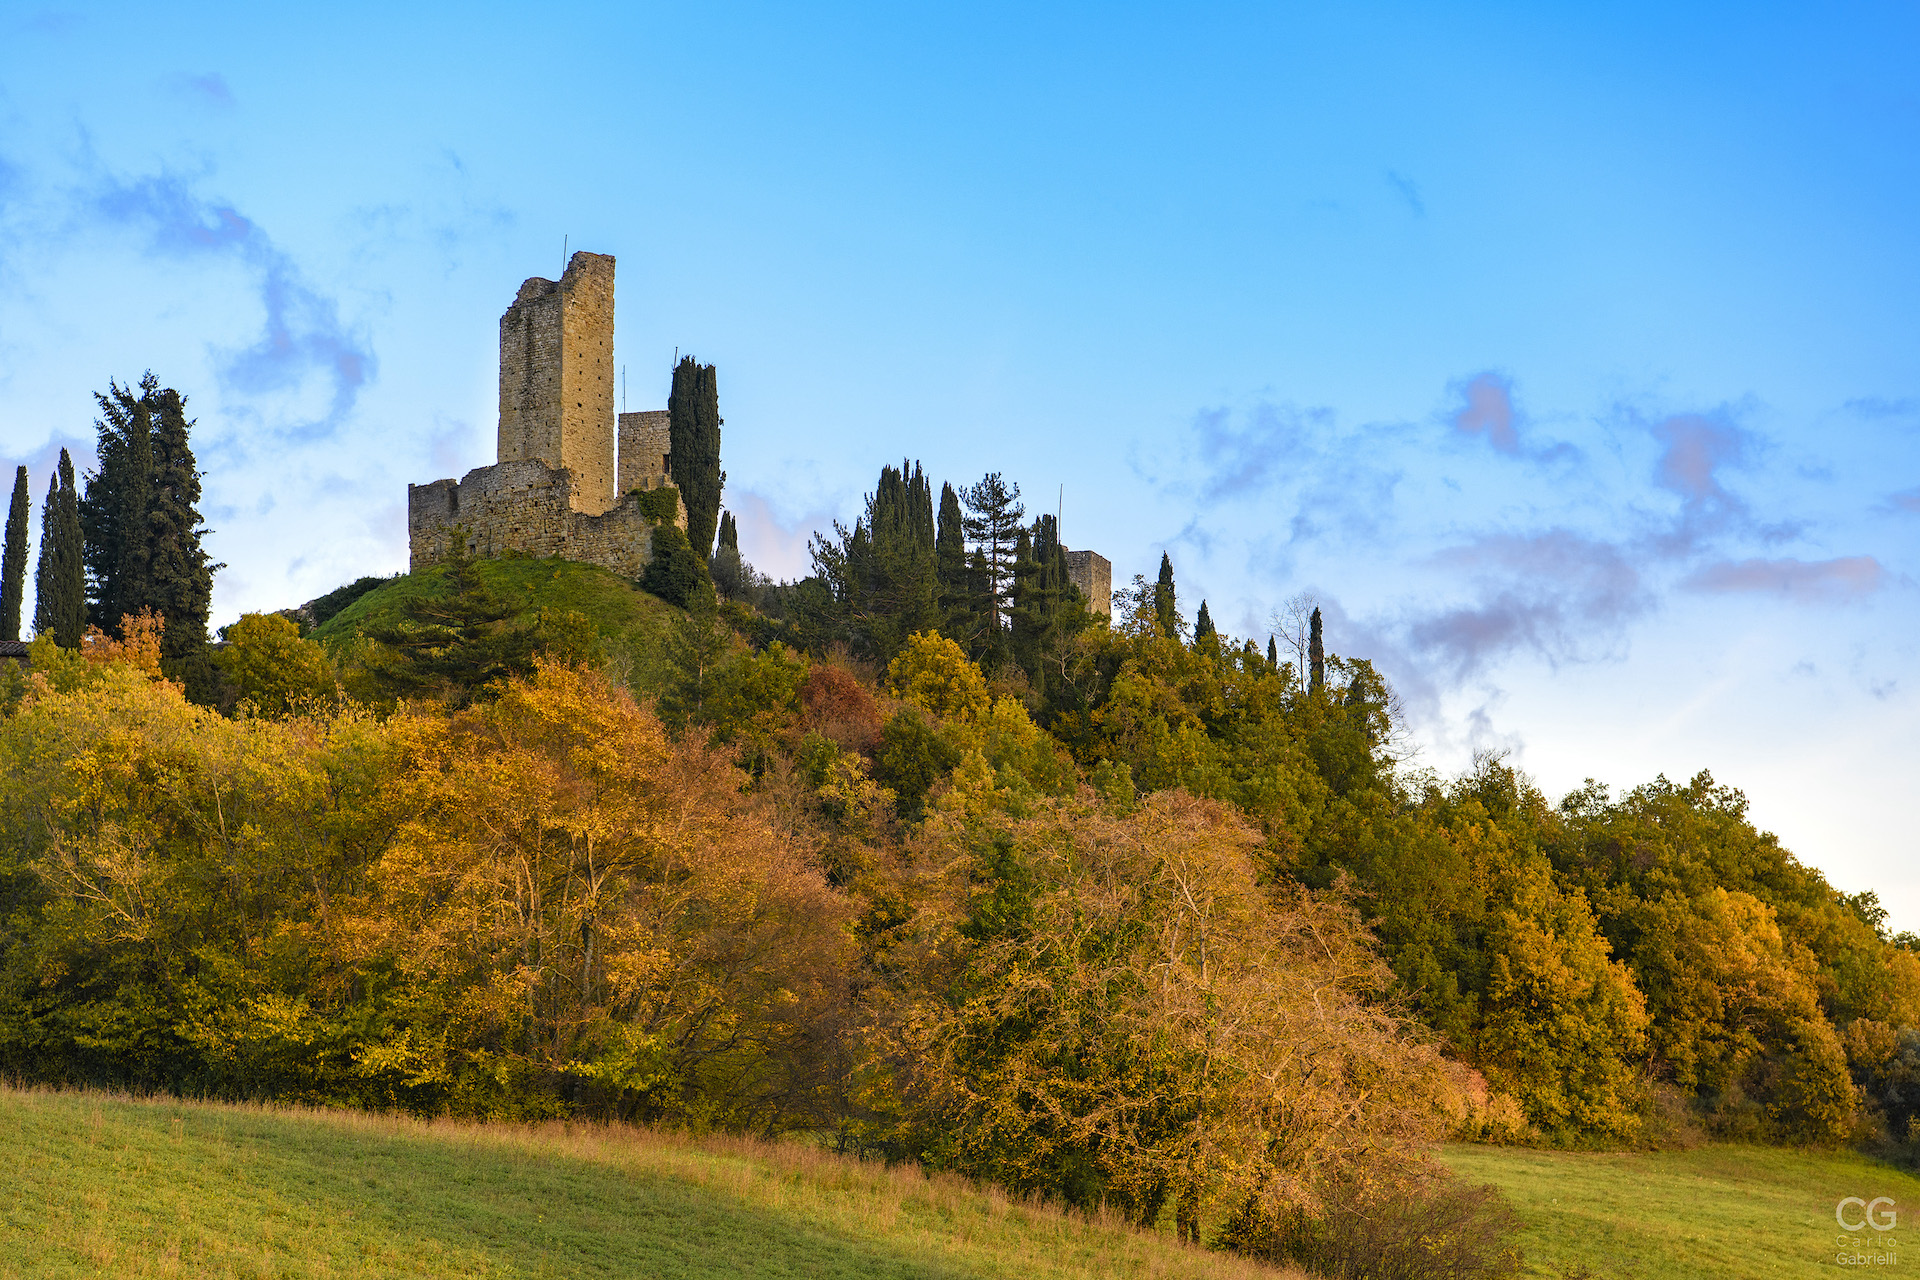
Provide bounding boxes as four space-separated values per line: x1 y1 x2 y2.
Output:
309 557 676 647
1441 1141 1916 1278
0 1088 1294 1280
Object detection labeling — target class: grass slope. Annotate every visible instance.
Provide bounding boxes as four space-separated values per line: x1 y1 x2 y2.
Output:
1442 1141 1915 1278
310 557 674 647
0 1089 1295 1280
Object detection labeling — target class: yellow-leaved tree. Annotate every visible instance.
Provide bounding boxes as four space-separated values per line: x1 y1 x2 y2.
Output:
861 786 1459 1231
344 658 852 1126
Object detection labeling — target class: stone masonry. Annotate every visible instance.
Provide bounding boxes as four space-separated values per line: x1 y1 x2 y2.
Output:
409 251 684 576
498 252 617 515
1064 548 1112 616
618 410 672 494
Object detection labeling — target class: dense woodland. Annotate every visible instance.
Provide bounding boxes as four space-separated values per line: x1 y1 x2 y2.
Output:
2 373 1916 1275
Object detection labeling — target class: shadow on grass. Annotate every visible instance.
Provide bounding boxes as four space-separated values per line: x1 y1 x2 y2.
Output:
6 1095 986 1280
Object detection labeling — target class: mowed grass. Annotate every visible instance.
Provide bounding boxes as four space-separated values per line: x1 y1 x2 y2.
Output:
0 1088 1297 1280
310 557 673 647
1441 1140 1918 1278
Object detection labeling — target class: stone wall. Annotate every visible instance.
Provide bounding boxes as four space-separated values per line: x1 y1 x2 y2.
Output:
1064 548 1112 616
618 410 672 493
497 252 616 515
409 458 670 579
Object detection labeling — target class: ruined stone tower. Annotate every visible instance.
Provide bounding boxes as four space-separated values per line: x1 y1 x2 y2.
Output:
408 251 684 576
498 252 617 514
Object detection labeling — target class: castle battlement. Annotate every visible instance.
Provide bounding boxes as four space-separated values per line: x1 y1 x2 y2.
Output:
409 251 683 576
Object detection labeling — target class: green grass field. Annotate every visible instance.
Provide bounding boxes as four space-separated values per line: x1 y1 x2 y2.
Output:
310 558 673 647
1442 1141 1916 1278
0 1089 1295 1280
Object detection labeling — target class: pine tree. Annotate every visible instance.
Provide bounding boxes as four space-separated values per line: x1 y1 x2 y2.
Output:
668 356 725 559
1154 552 1178 639
1 465 28 641
1194 599 1215 644
1309 606 1325 693
32 450 85 648
961 472 1025 635
146 387 217 674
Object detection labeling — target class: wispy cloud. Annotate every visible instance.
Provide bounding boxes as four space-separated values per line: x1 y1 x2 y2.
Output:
168 72 235 110
90 170 374 439
1409 529 1650 680
1681 555 1886 602
1887 487 1920 515
1387 170 1425 217
1451 372 1519 454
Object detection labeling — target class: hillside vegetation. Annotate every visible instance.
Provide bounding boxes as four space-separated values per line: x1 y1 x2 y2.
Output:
0 1087 1294 1280
10 456 1920 1279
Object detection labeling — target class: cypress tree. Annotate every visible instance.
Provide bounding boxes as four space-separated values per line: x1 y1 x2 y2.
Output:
935 481 983 650
718 510 738 552
1194 599 1215 644
667 356 725 559
1266 635 1278 669
1309 606 1325 692
809 460 939 663
32 450 85 648
1154 552 1178 639
1 465 28 641
147 387 218 677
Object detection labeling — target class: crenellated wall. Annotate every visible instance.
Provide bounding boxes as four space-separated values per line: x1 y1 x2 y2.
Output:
408 459 683 578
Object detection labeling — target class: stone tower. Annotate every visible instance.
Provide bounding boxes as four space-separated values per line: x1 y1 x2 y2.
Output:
497 251 617 515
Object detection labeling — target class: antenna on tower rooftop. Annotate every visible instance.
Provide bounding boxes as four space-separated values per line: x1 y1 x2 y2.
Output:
561 235 568 277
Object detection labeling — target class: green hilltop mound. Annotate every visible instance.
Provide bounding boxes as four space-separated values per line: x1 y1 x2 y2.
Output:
309 555 676 647
0 1087 1293 1280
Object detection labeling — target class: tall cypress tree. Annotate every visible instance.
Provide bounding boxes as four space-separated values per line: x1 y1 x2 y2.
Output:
1194 600 1215 644
1154 552 1178 639
32 450 85 648
808 460 939 663
935 481 983 650
717 510 738 552
1 465 28 641
146 386 217 673
1266 635 1279 669
667 357 725 559
1309 606 1325 692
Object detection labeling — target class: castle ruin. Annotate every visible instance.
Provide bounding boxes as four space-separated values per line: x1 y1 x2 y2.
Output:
1064 549 1112 617
408 251 683 577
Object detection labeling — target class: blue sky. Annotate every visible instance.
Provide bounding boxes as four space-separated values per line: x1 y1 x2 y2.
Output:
2 2 1916 922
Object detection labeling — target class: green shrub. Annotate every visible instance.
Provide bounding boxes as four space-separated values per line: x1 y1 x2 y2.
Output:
1220 1170 1523 1280
642 522 714 612
631 485 681 525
